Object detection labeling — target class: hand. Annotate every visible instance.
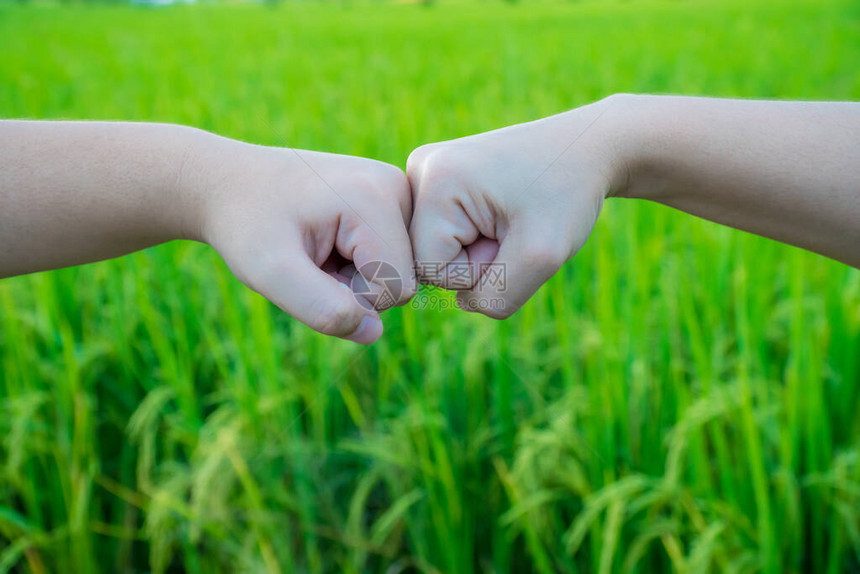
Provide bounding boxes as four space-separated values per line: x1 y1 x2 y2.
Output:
187 136 416 344
406 97 624 318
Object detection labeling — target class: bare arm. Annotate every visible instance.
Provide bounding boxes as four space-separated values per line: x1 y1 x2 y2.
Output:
0 121 416 343
0 121 200 277
407 95 860 318
611 95 860 267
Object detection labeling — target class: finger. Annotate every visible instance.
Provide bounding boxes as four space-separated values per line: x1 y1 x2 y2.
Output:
258 249 383 344
408 177 482 289
464 236 500 278
325 262 381 313
341 179 418 311
456 215 568 319
420 235 499 290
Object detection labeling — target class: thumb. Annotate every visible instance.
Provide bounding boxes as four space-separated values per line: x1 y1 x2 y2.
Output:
258 251 383 344
456 214 569 319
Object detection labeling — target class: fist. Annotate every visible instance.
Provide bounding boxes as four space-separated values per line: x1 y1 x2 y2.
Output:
195 140 417 344
407 99 619 318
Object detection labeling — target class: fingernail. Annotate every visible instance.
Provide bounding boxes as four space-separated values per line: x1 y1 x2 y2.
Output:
344 315 383 344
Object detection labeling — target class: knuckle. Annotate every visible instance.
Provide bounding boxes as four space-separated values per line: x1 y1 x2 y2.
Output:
409 146 464 197
358 164 411 208
406 144 436 179
379 165 413 220
424 152 461 186
377 162 409 191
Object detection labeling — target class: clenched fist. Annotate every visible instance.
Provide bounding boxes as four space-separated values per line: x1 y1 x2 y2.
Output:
194 139 418 344
407 97 623 318
0 122 417 344
3 96 858 344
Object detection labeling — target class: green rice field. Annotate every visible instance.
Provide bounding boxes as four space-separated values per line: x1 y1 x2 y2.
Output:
1 0 859 572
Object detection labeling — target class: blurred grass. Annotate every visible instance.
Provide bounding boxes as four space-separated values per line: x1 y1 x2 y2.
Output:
1 0 859 572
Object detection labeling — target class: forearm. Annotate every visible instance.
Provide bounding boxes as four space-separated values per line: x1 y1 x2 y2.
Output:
602 94 860 267
0 121 206 278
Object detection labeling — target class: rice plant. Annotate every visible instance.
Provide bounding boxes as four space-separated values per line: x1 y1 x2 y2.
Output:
0 0 858 572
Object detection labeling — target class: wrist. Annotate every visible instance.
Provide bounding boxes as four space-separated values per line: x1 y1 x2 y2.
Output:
172 126 251 245
589 93 649 200
165 124 214 243
547 94 645 202
596 93 672 202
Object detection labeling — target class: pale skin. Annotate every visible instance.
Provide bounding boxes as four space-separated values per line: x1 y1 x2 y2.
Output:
1 95 858 342
408 94 860 318
0 121 417 344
